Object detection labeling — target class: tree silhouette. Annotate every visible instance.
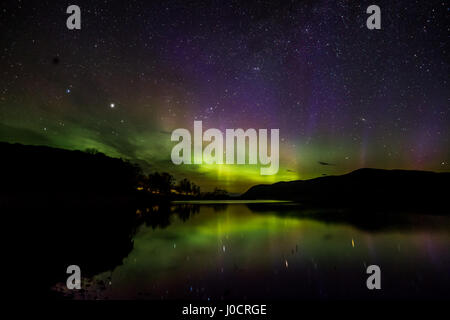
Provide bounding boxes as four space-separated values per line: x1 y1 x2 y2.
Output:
178 178 192 195
192 184 201 196
147 172 174 195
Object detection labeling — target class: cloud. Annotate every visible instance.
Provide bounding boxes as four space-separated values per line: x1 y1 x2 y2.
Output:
318 161 335 166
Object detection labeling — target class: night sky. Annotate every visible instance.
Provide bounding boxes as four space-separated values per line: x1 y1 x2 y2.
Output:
0 0 448 192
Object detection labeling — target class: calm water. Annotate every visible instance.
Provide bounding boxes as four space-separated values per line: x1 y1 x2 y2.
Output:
67 201 450 300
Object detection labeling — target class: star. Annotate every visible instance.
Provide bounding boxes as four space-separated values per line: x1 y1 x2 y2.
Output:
0 0 447 193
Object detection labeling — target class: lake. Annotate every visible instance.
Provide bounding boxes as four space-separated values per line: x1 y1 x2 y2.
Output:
61 201 450 300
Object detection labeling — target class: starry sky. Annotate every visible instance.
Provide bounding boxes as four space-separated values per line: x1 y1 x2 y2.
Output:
0 0 448 193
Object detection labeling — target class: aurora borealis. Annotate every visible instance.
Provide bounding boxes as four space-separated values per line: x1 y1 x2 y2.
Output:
0 0 448 193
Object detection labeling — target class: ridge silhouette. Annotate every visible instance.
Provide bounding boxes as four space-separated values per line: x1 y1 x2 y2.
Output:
241 168 449 212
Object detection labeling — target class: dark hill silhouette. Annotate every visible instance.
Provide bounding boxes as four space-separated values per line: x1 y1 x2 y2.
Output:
0 142 211 298
0 142 140 196
0 142 141 298
242 168 449 212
